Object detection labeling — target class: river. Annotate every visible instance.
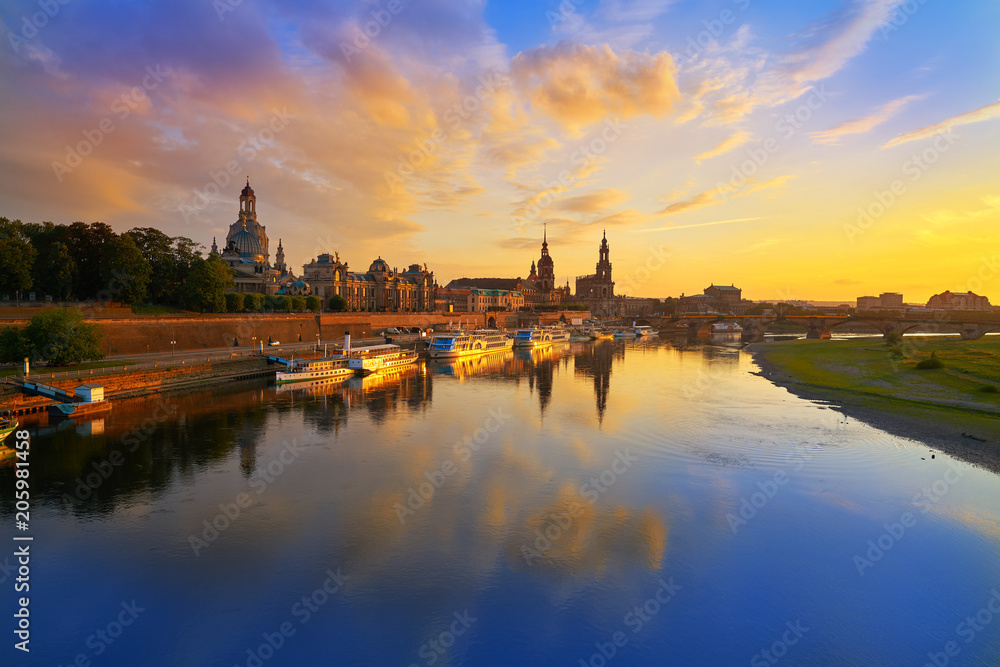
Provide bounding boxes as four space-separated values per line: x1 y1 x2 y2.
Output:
3 336 999 666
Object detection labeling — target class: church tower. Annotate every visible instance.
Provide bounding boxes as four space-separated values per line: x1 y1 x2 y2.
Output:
275 239 286 276
596 230 614 297
225 178 270 264
537 224 555 293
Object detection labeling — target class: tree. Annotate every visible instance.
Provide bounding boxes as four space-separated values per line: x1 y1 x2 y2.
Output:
271 295 289 311
245 293 264 312
67 221 116 299
290 296 306 311
24 308 104 366
0 218 36 298
306 295 321 312
0 327 28 364
100 233 152 305
127 227 202 305
328 294 348 312
225 292 245 312
38 241 77 301
186 255 235 313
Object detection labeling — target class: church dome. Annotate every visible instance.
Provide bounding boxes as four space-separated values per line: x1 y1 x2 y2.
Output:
241 179 254 197
231 226 264 259
369 257 390 273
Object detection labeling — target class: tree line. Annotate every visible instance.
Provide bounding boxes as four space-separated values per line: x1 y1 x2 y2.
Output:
0 217 237 310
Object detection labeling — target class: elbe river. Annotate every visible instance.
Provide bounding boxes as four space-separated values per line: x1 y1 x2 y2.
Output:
3 336 999 666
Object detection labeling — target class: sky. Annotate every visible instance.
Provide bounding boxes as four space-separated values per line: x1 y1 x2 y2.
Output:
1 0 998 302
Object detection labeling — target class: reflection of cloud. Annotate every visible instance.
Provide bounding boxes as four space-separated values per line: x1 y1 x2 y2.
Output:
882 98 1000 149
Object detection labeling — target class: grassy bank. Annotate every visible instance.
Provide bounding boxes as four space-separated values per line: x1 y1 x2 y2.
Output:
750 338 1000 472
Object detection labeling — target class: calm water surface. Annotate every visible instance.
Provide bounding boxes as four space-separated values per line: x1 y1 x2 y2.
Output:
3 337 1000 666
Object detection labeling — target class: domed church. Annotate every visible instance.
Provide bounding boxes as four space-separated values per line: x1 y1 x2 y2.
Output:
211 179 305 295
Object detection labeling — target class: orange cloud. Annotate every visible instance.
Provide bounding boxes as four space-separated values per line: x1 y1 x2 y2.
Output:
882 98 1000 149
511 42 680 133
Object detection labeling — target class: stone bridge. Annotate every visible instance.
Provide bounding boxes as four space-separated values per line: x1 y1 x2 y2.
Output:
645 315 1000 343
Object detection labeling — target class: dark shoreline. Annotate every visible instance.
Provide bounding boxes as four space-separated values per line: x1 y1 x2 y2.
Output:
746 342 1000 476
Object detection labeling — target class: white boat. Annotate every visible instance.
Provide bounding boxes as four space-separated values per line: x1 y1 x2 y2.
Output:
612 328 635 338
513 326 571 348
711 322 743 333
427 330 513 360
585 327 614 340
347 343 419 374
276 356 353 385
632 324 657 337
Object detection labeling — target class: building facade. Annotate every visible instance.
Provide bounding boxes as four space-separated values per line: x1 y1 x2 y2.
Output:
677 284 750 315
927 291 991 311
212 179 305 295
302 254 434 312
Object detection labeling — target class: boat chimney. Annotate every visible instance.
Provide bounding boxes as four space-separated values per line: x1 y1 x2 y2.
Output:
344 330 351 354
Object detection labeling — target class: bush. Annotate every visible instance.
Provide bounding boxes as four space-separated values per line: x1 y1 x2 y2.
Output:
884 331 902 346
0 326 28 364
22 308 104 366
225 292 245 313
272 295 289 311
915 352 943 370
244 293 265 312
979 384 999 393
306 295 321 311
290 296 307 311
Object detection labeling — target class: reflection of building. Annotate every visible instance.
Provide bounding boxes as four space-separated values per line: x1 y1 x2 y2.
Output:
678 284 752 315
445 225 569 309
927 291 991 311
573 341 622 424
212 179 305 295
302 255 434 312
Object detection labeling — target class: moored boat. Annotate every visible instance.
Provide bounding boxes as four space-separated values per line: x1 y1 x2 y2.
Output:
427 330 513 360
0 417 19 445
276 356 354 384
513 326 571 348
347 343 419 374
711 322 744 333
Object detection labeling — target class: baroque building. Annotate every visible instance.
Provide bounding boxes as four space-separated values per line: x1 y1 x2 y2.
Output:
447 226 568 308
574 232 656 318
212 179 304 295
302 254 434 312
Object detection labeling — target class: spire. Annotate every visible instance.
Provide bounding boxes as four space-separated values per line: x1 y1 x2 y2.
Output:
543 222 547 248
246 176 250 187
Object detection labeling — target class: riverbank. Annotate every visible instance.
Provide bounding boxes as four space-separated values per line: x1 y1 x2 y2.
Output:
748 339 1000 475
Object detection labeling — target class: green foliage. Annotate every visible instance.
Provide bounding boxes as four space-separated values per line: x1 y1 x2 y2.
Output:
884 331 902 346
979 384 999 393
38 241 77 300
328 295 348 312
244 293 265 312
225 292 245 312
100 233 153 305
67 221 117 298
271 295 289 311
306 295 321 311
0 218 36 296
127 227 201 305
23 308 104 366
915 352 944 370
290 296 306 311
0 327 29 364
186 255 234 313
